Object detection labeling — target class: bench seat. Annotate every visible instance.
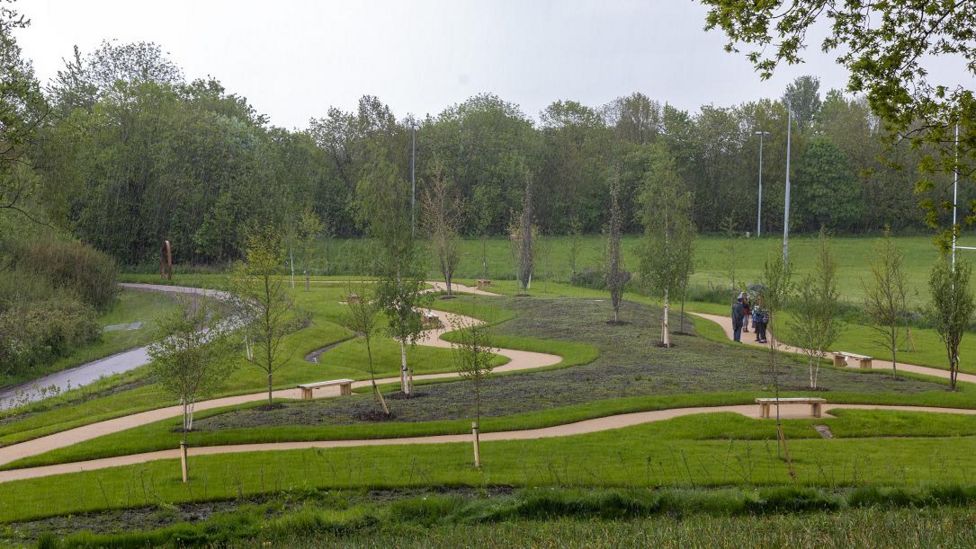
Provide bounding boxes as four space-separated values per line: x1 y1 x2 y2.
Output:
298 378 354 399
755 397 827 418
833 351 873 369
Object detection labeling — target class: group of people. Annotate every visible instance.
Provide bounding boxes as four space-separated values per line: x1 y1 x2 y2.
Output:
731 291 768 344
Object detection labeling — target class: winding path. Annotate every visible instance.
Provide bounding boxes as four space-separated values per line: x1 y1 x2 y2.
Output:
690 312 976 385
0 282 558 471
2 292 975 484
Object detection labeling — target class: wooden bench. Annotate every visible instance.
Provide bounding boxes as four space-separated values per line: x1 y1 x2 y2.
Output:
833 351 873 369
346 293 360 304
297 379 354 400
756 397 827 418
421 310 442 329
476 279 492 290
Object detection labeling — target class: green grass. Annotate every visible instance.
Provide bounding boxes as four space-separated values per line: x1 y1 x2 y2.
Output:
307 234 951 305
10 416 976 523
0 289 181 389
17 488 976 547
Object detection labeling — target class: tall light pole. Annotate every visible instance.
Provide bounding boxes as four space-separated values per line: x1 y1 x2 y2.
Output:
410 120 417 237
783 106 792 262
754 130 770 237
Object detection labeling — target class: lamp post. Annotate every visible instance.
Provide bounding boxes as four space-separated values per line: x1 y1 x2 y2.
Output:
783 106 792 263
754 130 770 237
410 120 417 237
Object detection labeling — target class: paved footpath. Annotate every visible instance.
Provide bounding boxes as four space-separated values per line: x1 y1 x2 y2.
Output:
0 282 558 470
690 312 976 385
2 296 976 483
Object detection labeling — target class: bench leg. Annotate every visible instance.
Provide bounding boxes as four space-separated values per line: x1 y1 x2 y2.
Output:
759 403 768 418
301 388 312 400
860 359 872 369
833 355 846 367
340 384 352 396
812 403 822 418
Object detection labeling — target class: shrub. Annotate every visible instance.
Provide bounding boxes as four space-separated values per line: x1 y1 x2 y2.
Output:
3 238 118 311
571 267 608 290
0 297 100 375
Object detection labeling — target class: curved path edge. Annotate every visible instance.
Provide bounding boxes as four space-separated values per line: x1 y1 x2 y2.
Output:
689 312 976 385
2 402 976 484
0 281 560 469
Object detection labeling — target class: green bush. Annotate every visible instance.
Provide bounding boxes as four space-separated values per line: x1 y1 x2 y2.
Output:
0 298 100 375
3 238 118 311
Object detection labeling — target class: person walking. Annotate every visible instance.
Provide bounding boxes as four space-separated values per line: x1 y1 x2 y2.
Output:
731 296 745 342
741 292 751 333
752 297 768 344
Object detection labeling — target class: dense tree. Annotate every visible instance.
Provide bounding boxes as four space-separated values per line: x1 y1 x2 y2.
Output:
0 1 46 224
783 76 822 132
701 0 976 235
793 138 863 231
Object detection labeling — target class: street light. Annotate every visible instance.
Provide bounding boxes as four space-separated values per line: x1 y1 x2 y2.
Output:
754 130 770 238
783 106 793 263
410 120 417 237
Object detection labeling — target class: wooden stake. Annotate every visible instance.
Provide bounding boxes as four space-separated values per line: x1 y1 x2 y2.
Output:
180 441 189 483
472 422 481 468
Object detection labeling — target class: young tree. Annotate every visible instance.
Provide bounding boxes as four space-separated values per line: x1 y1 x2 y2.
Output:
863 229 909 376
568 215 584 279
929 257 975 390
233 226 294 408
605 169 629 323
759 252 793 469
510 173 535 294
421 163 463 297
148 297 236 441
296 207 325 292
451 315 497 468
637 143 696 347
356 151 429 396
789 228 840 389
344 286 389 416
720 215 738 291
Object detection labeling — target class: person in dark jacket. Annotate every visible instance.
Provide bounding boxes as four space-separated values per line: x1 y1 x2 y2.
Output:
752 296 769 344
731 296 745 342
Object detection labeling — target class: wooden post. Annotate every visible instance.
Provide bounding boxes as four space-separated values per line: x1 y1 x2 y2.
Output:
472 422 481 468
180 441 188 483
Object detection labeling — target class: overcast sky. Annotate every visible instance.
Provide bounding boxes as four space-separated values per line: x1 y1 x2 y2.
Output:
13 0 974 130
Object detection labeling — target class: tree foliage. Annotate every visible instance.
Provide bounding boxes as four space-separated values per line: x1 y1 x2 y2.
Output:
929 257 975 389
637 143 695 347
148 297 236 441
863 229 909 376
702 0 976 236
788 228 840 389
421 163 462 296
232 226 294 407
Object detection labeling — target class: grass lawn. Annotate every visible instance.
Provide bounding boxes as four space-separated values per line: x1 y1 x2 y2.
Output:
9 297 970 470
304 234 952 305
0 289 181 389
9 412 976 523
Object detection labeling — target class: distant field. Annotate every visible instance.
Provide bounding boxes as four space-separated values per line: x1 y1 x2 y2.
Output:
309 234 951 306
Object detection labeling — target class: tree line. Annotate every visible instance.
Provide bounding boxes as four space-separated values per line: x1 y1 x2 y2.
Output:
2 21 966 266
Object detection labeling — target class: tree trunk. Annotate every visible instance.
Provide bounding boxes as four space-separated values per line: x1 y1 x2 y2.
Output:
366 341 390 415
290 250 295 289
445 271 453 296
304 270 310 292
400 340 411 395
662 289 671 347
267 373 273 407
